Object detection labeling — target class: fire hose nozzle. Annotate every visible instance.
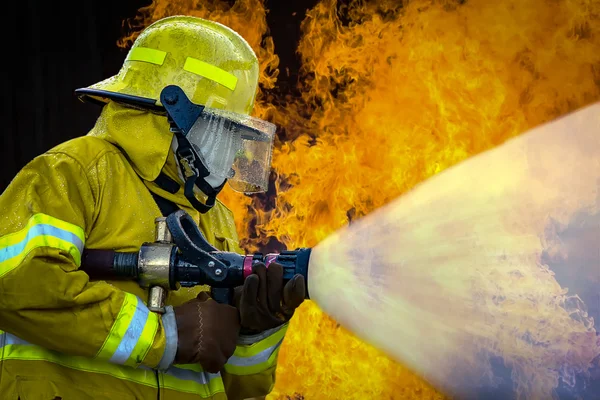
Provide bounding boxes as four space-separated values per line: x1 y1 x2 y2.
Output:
81 210 311 308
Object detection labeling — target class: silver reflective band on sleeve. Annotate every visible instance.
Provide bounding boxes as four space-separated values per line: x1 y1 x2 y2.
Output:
0 224 84 262
1 214 86 279
158 306 178 371
166 367 221 385
226 339 284 367
138 364 220 386
237 325 283 345
1 332 28 346
109 299 151 364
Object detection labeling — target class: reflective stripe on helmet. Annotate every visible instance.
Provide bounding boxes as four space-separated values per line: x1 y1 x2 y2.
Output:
125 46 239 91
80 17 259 113
0 213 85 279
95 293 159 368
184 57 238 91
126 47 167 65
0 330 226 396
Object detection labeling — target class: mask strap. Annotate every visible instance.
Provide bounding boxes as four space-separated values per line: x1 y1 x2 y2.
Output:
154 172 180 194
173 129 226 214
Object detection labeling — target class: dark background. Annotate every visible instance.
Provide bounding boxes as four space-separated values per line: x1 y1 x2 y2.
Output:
1 0 317 191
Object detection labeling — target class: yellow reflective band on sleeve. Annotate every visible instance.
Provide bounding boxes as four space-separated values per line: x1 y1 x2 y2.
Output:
0 331 157 387
223 342 283 376
127 47 167 65
233 324 288 358
223 325 288 376
183 57 238 91
95 293 159 368
0 213 85 279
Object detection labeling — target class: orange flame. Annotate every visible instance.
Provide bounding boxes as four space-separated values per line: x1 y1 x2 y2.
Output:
119 0 600 398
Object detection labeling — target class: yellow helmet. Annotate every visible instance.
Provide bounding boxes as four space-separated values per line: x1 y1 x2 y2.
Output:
76 15 259 115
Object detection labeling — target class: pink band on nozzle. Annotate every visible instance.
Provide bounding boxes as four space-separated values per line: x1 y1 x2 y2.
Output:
265 254 278 267
244 254 280 279
243 256 253 279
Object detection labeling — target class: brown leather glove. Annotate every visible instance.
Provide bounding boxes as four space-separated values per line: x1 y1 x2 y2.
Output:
174 291 240 372
235 262 306 334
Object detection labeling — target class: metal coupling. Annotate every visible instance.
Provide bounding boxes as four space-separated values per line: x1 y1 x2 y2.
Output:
148 286 167 314
155 217 172 243
138 243 176 289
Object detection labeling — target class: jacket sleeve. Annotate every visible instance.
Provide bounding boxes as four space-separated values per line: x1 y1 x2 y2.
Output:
221 324 289 400
0 151 169 369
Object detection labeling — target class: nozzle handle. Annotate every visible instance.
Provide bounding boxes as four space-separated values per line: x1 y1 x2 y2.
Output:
166 210 219 254
166 210 228 284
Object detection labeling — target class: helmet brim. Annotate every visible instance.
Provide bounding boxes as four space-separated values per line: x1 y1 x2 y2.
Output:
74 87 165 113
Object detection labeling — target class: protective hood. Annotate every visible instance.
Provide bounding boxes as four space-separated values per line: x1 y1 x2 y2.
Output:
87 102 199 210
88 101 173 183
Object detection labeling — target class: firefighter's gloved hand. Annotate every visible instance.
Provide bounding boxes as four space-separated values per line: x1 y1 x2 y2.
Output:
174 291 240 372
235 262 305 334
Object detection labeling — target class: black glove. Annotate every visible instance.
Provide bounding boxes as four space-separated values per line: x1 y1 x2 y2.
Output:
235 262 306 334
174 292 240 372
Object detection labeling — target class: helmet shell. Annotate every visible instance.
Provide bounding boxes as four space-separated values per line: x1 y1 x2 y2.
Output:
79 16 259 115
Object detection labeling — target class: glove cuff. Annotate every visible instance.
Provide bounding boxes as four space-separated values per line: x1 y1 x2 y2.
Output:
157 305 178 371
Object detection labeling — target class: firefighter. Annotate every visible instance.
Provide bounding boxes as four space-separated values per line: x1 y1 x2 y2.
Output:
0 15 305 399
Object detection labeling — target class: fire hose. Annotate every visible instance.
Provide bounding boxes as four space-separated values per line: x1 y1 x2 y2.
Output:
81 209 311 311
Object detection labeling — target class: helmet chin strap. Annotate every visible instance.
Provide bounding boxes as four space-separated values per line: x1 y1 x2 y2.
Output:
172 130 226 214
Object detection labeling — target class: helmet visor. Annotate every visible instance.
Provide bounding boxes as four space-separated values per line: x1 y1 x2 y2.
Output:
186 107 275 193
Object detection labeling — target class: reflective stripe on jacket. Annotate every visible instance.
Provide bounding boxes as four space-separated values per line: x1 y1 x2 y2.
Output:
0 102 286 399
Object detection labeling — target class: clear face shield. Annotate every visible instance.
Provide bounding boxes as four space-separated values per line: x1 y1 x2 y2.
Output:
186 107 276 193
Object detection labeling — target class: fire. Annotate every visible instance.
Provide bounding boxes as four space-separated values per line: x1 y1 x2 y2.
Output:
119 0 600 398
